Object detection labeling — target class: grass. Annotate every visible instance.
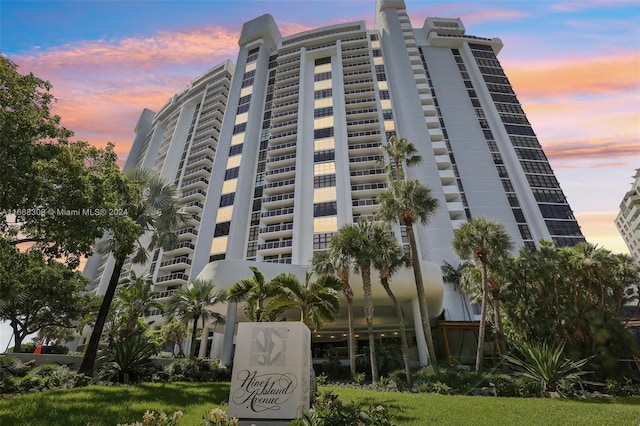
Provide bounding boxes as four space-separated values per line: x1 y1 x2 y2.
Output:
0 383 639 426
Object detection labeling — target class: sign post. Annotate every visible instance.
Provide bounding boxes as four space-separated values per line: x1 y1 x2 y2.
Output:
228 322 311 424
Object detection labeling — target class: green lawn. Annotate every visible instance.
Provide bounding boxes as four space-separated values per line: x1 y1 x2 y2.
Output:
0 383 639 426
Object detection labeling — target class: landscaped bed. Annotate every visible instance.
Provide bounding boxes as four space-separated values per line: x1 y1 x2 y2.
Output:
1 382 639 426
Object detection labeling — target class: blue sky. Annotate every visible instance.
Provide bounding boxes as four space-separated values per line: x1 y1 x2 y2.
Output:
1 0 639 349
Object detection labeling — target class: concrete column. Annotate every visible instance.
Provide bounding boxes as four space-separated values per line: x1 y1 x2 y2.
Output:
221 302 238 366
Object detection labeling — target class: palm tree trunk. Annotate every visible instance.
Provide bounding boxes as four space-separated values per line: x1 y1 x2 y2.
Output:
362 265 378 385
380 276 413 387
345 286 357 381
190 314 200 358
79 254 126 376
406 222 438 370
475 262 489 375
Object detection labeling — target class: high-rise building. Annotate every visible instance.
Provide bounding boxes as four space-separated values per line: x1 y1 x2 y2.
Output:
615 169 640 263
82 0 584 364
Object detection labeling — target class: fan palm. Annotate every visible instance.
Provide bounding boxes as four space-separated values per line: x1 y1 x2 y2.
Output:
228 266 286 322
333 220 383 384
372 230 413 386
381 135 422 181
79 167 188 375
166 279 226 358
377 178 440 369
269 271 341 331
452 216 512 374
311 249 357 381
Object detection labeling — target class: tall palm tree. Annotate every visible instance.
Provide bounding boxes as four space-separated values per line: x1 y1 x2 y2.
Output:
79 167 188 376
311 250 357 381
334 220 383 384
269 271 341 331
377 178 440 369
452 216 512 374
372 229 413 386
166 279 226 358
381 135 423 181
228 266 285 322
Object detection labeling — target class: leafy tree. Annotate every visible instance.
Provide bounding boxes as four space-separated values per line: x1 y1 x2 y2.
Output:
160 318 188 358
113 272 162 334
0 242 93 351
228 266 286 322
37 325 75 346
1 57 124 268
372 230 413 387
377 179 440 369
380 135 422 181
166 279 226 358
79 167 188 375
452 216 513 374
269 271 341 331
502 242 639 378
311 249 358 381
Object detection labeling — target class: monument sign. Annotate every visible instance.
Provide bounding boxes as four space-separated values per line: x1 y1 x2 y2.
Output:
228 322 311 422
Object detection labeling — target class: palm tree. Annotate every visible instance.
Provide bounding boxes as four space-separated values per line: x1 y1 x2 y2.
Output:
114 272 162 334
377 178 440 369
79 167 188 376
311 250 357 381
452 216 512 374
372 229 413 386
166 279 226 358
269 271 341 331
381 135 422 180
334 220 383 384
228 266 286 322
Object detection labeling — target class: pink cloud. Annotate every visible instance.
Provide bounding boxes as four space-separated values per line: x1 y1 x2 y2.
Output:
506 52 640 98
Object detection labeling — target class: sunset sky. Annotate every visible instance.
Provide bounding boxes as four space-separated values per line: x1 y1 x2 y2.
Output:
2 0 639 257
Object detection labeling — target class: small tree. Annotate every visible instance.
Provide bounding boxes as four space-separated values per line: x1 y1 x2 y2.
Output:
0 243 93 352
311 250 358 381
269 272 341 331
166 279 226 358
228 267 286 322
160 318 188 358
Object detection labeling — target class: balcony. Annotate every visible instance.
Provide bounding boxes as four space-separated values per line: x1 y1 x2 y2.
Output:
264 178 296 196
262 192 295 209
259 222 294 239
258 239 293 256
261 207 295 224
156 272 189 285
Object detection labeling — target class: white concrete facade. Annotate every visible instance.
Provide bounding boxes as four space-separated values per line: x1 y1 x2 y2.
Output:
82 0 584 365
616 169 640 263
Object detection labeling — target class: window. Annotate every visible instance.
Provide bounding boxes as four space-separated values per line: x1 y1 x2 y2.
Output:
219 193 235 207
315 57 331 66
313 233 334 250
314 88 332 99
314 107 333 118
314 162 336 176
233 123 247 134
214 222 231 237
229 144 243 156
314 127 334 139
314 150 335 163
314 174 336 188
314 201 337 217
225 167 239 180
314 71 332 82
379 90 390 99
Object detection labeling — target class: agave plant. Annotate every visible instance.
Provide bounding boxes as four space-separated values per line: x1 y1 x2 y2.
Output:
504 341 594 395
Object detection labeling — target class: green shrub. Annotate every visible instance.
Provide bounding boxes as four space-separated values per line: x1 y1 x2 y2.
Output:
605 378 640 396
413 365 483 395
292 390 397 426
165 358 230 382
97 332 161 384
504 341 594 396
